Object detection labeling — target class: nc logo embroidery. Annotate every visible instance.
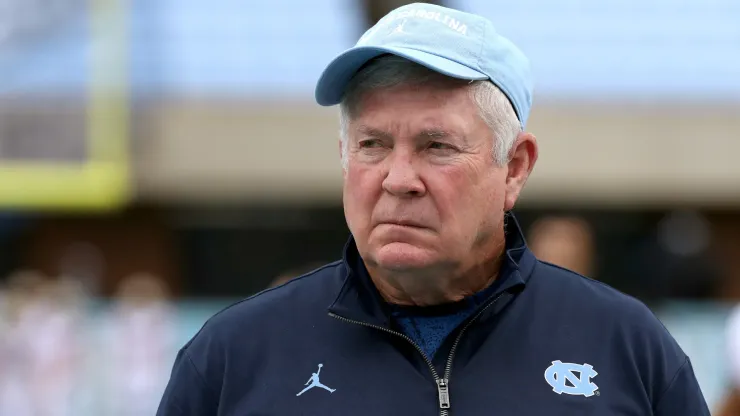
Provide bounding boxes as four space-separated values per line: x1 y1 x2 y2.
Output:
389 19 407 35
297 364 336 396
544 360 599 397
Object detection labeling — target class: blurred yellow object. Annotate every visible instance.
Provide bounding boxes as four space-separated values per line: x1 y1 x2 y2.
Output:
0 162 128 210
0 0 130 211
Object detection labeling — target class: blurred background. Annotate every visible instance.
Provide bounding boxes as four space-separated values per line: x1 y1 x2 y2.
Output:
0 0 739 414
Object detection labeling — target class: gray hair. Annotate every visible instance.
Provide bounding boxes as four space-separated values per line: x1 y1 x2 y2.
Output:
338 55 522 168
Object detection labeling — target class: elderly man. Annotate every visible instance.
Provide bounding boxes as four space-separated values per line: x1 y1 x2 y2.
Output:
157 3 709 415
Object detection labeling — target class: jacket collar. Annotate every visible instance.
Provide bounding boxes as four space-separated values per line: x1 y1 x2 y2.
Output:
328 212 536 327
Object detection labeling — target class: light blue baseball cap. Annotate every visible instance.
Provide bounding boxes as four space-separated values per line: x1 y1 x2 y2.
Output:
315 2 533 127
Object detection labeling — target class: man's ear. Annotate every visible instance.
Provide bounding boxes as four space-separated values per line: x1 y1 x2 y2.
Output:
504 132 538 211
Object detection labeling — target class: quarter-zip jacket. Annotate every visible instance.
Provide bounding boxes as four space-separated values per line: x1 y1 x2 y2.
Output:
157 215 709 416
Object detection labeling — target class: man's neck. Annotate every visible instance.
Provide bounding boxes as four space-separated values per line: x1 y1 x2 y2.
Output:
367 248 504 307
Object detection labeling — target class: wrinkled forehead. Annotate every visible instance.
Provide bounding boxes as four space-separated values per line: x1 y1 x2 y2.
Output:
351 78 476 120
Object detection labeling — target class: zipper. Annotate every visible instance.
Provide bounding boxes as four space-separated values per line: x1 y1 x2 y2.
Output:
329 291 505 416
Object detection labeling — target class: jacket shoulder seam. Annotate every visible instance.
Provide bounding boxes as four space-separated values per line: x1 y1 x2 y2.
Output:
206 260 342 320
652 355 690 412
537 260 638 299
183 348 221 403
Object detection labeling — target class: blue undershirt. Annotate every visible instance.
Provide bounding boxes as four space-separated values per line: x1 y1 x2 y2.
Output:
390 281 500 359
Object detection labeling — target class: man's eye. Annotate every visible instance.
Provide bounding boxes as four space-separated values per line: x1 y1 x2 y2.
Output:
428 142 454 150
359 140 382 148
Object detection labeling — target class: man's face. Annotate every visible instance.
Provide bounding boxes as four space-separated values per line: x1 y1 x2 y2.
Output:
342 81 525 273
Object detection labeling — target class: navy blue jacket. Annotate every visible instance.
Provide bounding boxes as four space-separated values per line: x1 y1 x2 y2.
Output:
157 216 709 416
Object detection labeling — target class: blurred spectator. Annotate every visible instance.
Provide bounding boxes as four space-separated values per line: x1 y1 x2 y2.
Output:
717 305 740 416
104 272 177 416
0 269 45 416
527 216 595 277
269 262 327 288
2 269 45 321
624 210 719 301
57 241 106 298
25 277 85 416
0 270 84 416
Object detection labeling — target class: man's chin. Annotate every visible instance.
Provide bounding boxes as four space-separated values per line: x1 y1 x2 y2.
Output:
371 242 436 271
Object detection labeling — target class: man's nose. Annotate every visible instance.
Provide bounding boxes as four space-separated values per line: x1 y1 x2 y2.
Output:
381 148 426 197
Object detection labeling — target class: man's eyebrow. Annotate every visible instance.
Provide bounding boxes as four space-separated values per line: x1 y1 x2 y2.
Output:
417 128 468 145
356 125 393 140
417 128 451 139
355 125 467 144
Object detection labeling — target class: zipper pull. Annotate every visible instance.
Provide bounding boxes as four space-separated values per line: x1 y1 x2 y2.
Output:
437 379 451 409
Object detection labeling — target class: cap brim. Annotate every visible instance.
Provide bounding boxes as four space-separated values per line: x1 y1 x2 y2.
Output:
315 46 488 106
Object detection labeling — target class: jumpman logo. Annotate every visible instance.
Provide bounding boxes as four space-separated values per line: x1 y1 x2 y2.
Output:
296 364 336 396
